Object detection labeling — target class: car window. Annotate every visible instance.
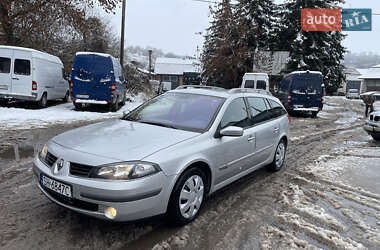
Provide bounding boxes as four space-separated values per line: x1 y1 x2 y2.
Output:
247 97 271 124
0 57 11 73
14 59 31 75
244 80 254 88
220 98 250 129
257 80 267 90
268 99 287 118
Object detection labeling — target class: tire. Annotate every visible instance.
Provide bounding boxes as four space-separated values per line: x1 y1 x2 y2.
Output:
311 111 318 118
38 93 48 108
74 103 82 111
111 97 119 112
63 91 70 103
371 134 380 141
121 92 126 106
168 168 206 225
0 99 8 106
267 139 287 172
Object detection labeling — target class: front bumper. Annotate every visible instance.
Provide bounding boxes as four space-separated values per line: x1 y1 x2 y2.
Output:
364 123 380 134
33 155 176 222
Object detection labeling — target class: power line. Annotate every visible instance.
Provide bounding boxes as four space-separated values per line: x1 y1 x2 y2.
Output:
191 0 221 4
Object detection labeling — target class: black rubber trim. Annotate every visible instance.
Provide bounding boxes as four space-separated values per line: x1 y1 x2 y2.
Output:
80 188 162 203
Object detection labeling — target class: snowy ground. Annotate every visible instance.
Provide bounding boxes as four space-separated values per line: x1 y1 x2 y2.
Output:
0 96 379 250
0 94 145 131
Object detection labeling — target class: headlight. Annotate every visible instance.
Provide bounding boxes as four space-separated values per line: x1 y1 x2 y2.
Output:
39 144 48 160
90 161 161 180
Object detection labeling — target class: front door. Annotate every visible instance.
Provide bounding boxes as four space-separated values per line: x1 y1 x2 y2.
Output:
213 98 254 185
0 49 13 95
12 50 32 97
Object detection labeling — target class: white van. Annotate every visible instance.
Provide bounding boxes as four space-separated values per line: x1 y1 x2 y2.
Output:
0 46 69 108
240 73 270 91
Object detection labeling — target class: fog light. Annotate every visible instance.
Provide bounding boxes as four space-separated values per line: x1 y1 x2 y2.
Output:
104 206 117 219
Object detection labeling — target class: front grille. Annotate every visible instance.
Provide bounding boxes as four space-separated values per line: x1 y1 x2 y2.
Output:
42 186 99 212
375 116 380 122
45 152 58 167
70 162 93 177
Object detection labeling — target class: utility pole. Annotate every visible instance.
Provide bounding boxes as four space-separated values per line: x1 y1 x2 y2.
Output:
148 49 153 79
120 0 126 66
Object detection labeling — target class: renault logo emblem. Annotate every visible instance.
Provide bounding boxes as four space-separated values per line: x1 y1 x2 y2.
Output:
53 159 64 175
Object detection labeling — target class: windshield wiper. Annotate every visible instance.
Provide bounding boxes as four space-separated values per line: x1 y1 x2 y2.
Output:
139 120 178 129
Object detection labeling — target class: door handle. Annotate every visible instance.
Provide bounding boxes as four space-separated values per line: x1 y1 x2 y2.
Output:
248 136 255 142
12 77 19 80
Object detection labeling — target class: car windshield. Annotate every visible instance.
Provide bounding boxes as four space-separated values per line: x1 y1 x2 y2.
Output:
123 92 225 132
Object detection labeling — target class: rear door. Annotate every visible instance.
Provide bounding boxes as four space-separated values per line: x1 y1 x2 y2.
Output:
246 97 277 164
72 54 113 101
0 49 12 95
12 50 32 97
290 75 323 109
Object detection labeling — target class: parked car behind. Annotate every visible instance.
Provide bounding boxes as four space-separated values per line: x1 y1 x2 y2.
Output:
278 71 324 118
240 73 269 91
33 86 289 224
346 89 360 99
364 111 380 141
0 45 69 108
70 52 126 112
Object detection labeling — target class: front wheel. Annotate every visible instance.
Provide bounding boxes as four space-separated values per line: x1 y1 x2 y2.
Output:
168 168 206 225
267 139 287 172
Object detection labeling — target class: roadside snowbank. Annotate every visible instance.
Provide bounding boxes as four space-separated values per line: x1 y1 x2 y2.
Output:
0 94 146 130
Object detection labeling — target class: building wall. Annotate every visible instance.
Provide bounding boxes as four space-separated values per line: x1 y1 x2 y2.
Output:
361 79 380 93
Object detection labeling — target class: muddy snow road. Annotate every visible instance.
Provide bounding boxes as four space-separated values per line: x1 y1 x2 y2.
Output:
0 97 379 250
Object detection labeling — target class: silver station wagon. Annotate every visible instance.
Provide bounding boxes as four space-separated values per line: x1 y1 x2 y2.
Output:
33 86 290 224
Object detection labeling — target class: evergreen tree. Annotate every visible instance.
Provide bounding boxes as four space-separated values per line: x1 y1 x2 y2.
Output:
202 0 277 88
201 0 241 88
279 0 346 94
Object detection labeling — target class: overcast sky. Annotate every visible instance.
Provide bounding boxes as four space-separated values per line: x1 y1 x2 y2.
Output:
102 0 380 56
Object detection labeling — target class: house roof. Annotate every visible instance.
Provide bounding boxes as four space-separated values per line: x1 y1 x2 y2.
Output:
358 65 380 79
154 57 200 75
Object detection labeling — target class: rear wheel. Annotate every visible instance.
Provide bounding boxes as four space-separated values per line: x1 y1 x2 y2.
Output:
267 139 287 172
74 103 83 111
168 168 206 225
38 93 48 108
0 99 8 106
121 92 126 106
63 91 70 102
110 97 119 112
311 111 318 118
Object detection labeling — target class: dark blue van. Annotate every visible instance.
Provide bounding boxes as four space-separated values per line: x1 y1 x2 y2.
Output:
278 71 324 118
71 52 126 111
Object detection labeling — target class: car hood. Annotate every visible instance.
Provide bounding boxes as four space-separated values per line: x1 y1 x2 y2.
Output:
52 120 200 161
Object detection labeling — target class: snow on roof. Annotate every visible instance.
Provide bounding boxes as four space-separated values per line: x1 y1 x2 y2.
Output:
356 68 369 75
154 57 199 75
288 71 322 75
358 65 380 79
0 45 62 65
76 51 112 58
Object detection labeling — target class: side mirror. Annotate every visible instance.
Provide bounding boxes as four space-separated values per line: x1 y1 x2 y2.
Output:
220 126 244 137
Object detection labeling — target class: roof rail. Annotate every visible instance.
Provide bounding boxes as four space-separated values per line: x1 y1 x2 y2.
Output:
176 85 226 91
228 88 272 96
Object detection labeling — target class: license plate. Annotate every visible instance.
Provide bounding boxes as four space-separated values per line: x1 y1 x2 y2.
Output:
40 174 72 198
76 94 89 99
294 105 304 108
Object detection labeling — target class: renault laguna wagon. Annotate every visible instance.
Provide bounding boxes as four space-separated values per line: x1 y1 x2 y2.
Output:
33 86 289 224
